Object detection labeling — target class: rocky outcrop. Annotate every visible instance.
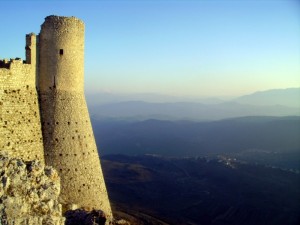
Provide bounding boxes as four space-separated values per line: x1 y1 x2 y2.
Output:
0 153 65 225
65 209 106 225
64 209 132 225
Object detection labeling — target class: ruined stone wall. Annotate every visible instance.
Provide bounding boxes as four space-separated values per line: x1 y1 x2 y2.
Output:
0 58 44 163
38 16 112 219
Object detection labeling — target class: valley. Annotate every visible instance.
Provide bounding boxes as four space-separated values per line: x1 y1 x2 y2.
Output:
102 154 300 225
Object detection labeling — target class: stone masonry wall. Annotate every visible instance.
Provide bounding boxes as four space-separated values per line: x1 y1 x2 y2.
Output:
39 91 112 217
0 59 44 163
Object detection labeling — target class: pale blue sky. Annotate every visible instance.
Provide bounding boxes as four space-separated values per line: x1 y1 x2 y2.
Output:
0 0 299 97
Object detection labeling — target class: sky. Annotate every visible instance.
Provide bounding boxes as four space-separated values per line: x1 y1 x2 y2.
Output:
0 0 299 98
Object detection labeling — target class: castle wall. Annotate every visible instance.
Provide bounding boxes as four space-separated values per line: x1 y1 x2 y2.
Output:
0 58 44 162
38 16 112 218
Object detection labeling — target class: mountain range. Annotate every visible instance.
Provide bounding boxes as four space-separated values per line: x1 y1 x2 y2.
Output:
93 116 300 171
234 88 300 107
87 88 300 121
89 88 300 224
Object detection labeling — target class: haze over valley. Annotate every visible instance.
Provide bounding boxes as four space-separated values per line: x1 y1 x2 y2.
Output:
90 88 300 224
88 88 300 121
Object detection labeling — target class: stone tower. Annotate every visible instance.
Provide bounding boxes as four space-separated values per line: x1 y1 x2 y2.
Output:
38 16 112 218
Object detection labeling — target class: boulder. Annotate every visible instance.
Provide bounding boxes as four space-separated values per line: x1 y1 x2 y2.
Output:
0 153 65 225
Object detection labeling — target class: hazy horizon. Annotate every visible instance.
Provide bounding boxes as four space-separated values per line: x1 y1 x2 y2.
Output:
85 87 300 105
1 0 299 97
86 86 300 99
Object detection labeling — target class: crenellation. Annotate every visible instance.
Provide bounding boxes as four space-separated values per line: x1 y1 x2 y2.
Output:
0 59 10 69
0 15 112 222
0 58 24 69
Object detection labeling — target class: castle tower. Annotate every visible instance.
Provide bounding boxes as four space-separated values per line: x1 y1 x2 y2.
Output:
38 16 112 218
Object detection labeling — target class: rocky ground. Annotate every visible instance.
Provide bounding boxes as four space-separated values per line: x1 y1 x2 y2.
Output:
0 153 64 225
0 153 131 225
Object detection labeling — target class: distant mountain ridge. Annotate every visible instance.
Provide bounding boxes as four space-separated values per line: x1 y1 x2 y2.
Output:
89 100 299 121
88 88 300 121
93 116 300 164
86 92 225 105
234 88 300 108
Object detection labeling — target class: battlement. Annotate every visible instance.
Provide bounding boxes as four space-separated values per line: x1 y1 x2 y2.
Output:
0 57 36 89
44 15 84 25
1 32 37 73
0 58 25 69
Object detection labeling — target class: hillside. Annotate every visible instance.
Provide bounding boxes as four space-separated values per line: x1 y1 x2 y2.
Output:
102 154 300 225
94 116 300 170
